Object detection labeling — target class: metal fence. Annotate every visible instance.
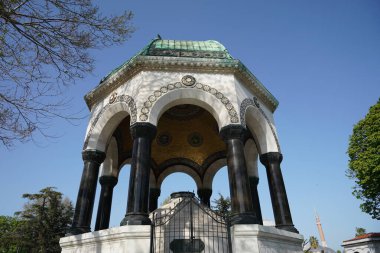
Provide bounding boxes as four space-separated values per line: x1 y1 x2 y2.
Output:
151 195 231 253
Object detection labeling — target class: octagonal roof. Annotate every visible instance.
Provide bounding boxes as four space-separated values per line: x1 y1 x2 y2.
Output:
86 37 279 112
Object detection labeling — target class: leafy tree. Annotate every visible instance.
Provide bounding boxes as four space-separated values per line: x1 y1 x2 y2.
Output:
337 250 342 253
13 187 73 253
355 227 366 237
0 0 134 147
212 193 231 217
309 236 319 249
0 216 24 253
347 98 380 219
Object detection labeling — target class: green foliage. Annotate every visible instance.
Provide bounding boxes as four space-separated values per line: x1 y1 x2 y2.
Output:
212 193 231 217
0 187 73 253
355 227 366 237
347 98 380 220
309 236 319 249
337 250 342 253
0 216 24 253
0 0 134 147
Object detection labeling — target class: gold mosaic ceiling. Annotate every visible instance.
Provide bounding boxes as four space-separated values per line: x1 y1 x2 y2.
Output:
115 105 225 172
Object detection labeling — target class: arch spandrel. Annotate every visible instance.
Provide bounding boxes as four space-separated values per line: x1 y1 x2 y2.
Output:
240 98 281 154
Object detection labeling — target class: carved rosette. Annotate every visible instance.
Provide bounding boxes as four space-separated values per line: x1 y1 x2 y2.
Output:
139 76 239 124
83 94 137 150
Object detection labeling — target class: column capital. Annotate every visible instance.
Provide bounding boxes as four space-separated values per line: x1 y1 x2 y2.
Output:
82 150 106 164
150 188 161 198
99 175 118 187
219 124 248 142
197 188 212 197
259 152 283 165
130 122 157 140
249 176 260 185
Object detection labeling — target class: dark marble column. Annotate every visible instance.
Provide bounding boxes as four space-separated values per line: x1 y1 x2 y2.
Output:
197 188 212 207
95 175 118 231
69 150 106 235
121 123 156 225
249 176 263 225
149 188 161 212
220 125 258 225
260 152 298 233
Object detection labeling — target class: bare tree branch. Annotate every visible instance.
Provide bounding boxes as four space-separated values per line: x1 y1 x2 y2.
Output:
0 0 134 148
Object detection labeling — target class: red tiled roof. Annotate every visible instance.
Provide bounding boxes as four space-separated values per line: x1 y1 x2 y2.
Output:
343 233 380 242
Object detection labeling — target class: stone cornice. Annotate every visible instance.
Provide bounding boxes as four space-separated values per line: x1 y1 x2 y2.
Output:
84 56 279 112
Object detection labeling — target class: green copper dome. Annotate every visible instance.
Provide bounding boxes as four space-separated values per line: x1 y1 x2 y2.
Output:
100 37 234 83
140 37 233 59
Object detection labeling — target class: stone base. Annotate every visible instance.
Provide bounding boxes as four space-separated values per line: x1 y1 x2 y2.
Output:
60 225 151 253
231 224 304 253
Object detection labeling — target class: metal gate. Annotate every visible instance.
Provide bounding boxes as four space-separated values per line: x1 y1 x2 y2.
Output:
151 193 231 253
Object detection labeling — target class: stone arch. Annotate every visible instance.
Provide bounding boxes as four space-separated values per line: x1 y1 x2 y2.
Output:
99 137 119 178
202 158 227 189
138 80 239 129
240 98 280 154
244 138 259 178
157 165 202 190
84 95 137 152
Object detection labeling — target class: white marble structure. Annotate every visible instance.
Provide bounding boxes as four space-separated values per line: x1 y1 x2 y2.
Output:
61 37 303 253
60 226 151 253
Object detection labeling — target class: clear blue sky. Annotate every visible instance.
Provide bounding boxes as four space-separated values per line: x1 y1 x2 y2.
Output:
1 1 379 251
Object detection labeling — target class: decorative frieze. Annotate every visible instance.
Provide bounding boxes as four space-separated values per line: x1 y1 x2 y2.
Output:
84 56 279 112
139 76 239 124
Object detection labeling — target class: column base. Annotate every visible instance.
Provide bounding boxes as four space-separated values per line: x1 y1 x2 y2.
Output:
276 224 299 234
66 226 90 236
120 213 151 225
230 212 258 225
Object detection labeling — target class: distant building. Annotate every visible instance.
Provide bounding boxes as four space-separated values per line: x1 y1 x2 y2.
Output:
342 233 380 253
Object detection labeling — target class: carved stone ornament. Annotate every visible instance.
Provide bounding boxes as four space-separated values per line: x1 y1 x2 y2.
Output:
109 92 118 104
181 75 196 87
140 79 239 124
